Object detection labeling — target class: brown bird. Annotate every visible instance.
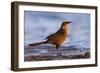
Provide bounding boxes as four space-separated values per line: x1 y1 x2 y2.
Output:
29 21 71 50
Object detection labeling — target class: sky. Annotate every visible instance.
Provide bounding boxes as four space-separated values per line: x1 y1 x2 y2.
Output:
24 11 90 49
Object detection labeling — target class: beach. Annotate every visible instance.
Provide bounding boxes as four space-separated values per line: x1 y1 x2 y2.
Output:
24 45 90 61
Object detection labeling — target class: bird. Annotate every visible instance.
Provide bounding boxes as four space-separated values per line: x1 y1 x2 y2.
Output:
29 21 71 50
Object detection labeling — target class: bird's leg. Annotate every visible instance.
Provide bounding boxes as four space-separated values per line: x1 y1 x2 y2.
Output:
56 44 60 49
56 44 60 55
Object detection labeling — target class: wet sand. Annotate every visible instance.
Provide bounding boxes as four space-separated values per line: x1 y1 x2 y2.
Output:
24 45 90 61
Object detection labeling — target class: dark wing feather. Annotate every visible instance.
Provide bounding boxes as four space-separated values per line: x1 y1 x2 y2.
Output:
45 33 54 39
45 28 61 39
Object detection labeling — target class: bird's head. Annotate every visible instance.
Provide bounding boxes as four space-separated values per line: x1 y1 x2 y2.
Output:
61 21 71 29
62 21 71 25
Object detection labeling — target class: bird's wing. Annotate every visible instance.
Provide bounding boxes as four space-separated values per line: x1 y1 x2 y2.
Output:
45 33 54 39
45 28 62 40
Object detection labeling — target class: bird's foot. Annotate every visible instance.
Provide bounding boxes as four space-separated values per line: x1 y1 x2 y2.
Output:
56 49 62 56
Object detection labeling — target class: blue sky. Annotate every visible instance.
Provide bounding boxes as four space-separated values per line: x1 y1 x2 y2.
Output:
24 11 90 49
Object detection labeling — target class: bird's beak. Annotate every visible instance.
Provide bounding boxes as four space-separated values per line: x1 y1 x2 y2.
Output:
67 21 71 24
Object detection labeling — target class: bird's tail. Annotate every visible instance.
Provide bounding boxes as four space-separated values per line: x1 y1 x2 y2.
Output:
29 41 47 46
